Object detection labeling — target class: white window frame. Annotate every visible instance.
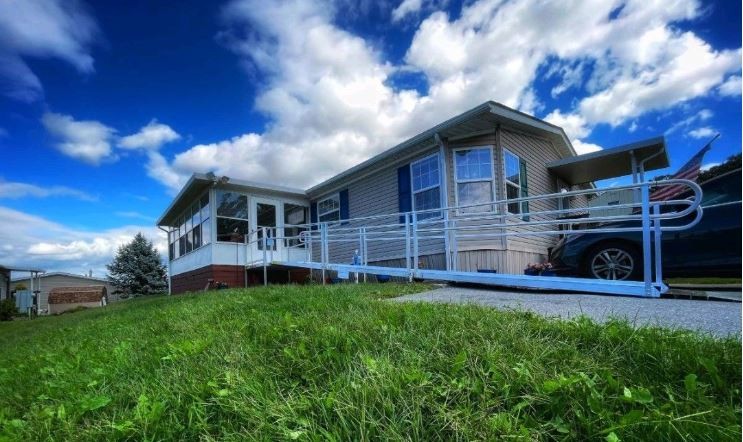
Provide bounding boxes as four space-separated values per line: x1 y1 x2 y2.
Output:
410 153 442 220
214 190 250 245
317 193 340 223
453 146 496 214
171 189 212 259
503 148 526 215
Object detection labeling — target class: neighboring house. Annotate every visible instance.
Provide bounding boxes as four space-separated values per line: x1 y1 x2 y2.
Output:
157 101 665 294
11 272 118 314
589 189 635 218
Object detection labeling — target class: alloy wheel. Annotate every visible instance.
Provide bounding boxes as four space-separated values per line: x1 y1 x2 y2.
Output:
590 248 635 280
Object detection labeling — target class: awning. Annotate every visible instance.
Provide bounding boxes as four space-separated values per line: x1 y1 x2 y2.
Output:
546 136 668 185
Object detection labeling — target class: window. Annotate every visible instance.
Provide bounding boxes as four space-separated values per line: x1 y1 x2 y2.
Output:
411 154 441 220
318 194 340 222
454 147 494 213
169 191 211 261
284 203 308 247
216 190 249 243
504 149 527 214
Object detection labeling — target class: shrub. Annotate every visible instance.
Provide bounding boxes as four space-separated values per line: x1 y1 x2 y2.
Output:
0 298 18 321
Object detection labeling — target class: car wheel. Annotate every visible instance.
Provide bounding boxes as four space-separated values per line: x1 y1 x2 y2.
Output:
585 242 640 281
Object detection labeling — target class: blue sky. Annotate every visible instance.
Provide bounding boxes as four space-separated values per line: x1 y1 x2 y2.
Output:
0 0 740 275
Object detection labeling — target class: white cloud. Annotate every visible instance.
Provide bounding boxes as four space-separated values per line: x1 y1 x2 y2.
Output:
0 180 96 201
119 120 181 150
0 0 99 102
718 75 741 97
701 162 719 171
688 127 716 139
665 108 713 135
392 0 423 22
0 206 166 276
115 211 154 221
41 112 117 165
147 0 741 192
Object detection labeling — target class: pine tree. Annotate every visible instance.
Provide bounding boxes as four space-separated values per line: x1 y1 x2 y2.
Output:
107 233 167 296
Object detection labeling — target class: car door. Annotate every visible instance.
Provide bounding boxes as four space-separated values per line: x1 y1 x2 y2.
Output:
663 171 741 274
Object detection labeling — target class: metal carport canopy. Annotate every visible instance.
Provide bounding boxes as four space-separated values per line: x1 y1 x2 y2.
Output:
546 136 669 184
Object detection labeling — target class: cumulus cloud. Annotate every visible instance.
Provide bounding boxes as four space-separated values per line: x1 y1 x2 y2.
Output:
41 112 117 165
0 180 96 201
0 206 165 275
0 0 99 102
147 0 740 193
119 120 181 150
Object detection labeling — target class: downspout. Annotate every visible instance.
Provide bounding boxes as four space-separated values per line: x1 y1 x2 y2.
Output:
434 132 450 271
158 226 172 295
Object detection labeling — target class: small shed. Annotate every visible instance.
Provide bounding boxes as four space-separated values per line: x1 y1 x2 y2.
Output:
48 286 107 314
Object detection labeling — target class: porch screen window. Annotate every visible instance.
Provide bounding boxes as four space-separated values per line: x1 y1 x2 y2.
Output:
169 192 211 261
454 147 494 213
318 194 340 222
216 190 249 243
504 149 528 215
284 203 308 247
411 154 441 220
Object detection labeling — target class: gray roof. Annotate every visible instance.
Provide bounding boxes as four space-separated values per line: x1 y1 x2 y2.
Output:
11 271 110 284
307 101 576 195
546 136 668 184
156 173 306 227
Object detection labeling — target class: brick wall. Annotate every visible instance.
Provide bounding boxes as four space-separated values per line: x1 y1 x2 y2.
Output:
171 265 312 294
171 265 245 294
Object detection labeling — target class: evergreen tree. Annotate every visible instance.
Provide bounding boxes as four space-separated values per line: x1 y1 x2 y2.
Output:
107 233 167 296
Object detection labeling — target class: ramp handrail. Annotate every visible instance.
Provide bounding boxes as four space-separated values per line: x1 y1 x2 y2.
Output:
244 179 703 296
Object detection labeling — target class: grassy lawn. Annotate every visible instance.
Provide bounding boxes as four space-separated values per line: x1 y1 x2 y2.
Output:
666 277 741 285
0 284 740 441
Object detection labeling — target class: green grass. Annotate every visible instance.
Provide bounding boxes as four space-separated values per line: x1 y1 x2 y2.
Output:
666 277 741 285
0 283 740 441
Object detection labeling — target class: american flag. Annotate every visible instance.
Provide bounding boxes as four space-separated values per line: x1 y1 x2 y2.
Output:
650 135 717 201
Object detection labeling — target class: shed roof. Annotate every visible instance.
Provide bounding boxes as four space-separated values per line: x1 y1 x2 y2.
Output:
546 136 669 184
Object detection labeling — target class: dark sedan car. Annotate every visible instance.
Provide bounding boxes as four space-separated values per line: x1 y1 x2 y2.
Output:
550 169 742 280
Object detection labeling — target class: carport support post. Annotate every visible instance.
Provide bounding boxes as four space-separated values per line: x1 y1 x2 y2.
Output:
640 183 653 297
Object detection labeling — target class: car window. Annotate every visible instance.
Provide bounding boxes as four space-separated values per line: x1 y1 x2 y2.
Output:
700 171 741 206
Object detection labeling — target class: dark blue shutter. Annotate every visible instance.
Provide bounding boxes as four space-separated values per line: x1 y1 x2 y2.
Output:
339 189 349 224
520 158 529 221
397 164 412 223
310 202 318 230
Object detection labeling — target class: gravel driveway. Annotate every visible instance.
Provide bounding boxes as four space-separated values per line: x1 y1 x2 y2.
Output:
392 286 741 338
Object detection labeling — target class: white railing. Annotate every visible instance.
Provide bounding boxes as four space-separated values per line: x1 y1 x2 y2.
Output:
243 179 703 297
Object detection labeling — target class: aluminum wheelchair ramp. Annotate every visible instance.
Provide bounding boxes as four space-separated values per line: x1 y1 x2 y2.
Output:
243 179 703 298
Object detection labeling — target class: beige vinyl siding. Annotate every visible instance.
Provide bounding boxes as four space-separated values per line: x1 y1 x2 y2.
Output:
11 275 118 314
499 128 563 254
311 147 445 265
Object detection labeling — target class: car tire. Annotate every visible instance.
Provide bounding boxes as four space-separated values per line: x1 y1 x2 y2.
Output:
583 241 641 281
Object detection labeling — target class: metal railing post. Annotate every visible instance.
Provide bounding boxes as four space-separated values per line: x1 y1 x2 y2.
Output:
321 223 327 285
262 227 268 286
412 212 419 280
362 227 368 283
443 210 451 271
640 183 652 296
653 204 663 289
404 214 411 281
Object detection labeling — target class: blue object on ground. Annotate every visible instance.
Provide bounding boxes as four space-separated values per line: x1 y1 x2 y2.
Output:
377 275 391 283
477 269 498 274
